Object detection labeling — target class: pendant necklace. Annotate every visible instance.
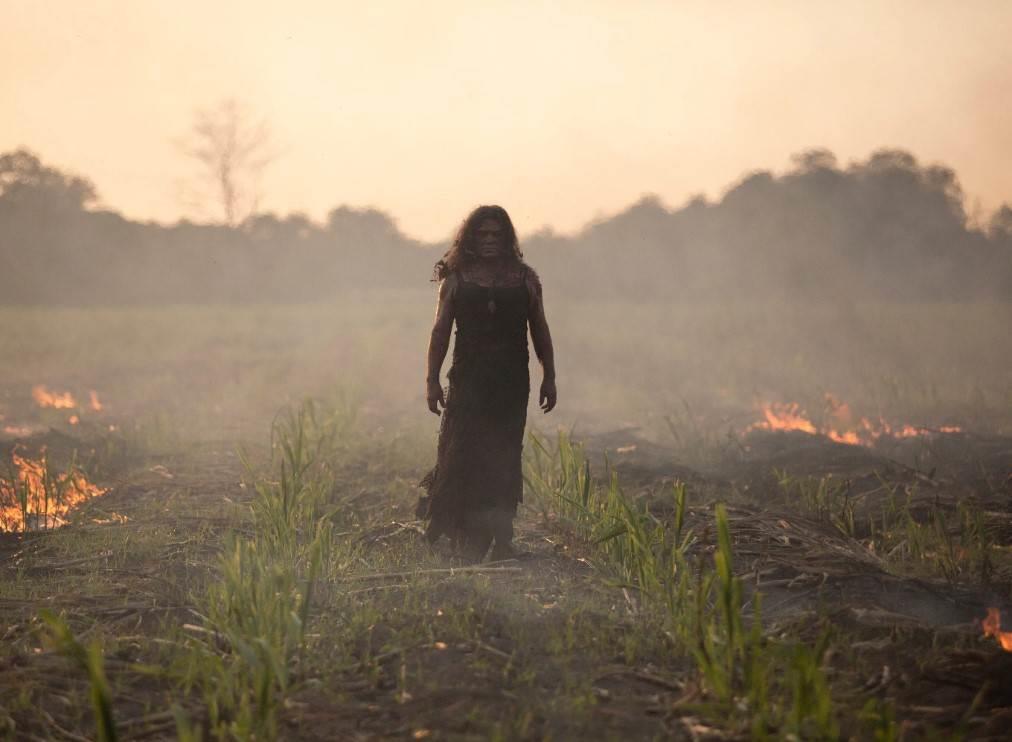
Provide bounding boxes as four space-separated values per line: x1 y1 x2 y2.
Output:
487 272 497 314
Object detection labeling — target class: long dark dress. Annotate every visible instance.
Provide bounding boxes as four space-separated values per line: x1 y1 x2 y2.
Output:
418 267 530 559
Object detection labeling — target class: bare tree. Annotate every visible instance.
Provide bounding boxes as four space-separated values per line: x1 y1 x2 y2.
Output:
177 99 275 226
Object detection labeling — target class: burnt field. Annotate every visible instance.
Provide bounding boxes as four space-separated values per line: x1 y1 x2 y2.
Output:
1 298 1011 740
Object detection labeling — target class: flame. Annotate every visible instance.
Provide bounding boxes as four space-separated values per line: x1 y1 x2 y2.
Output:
981 608 1012 652
748 393 962 447
31 385 77 410
827 430 862 445
89 390 103 412
0 449 107 532
756 402 817 434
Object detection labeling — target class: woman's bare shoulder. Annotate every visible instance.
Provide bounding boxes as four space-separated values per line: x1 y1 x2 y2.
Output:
523 264 543 296
438 271 460 298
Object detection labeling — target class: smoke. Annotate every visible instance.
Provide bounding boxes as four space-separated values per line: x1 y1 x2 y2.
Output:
2 146 1010 440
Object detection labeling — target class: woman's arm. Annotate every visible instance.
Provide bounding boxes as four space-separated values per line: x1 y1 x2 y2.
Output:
527 269 557 413
426 273 457 415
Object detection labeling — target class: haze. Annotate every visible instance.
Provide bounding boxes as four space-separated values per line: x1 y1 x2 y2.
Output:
3 0 1010 240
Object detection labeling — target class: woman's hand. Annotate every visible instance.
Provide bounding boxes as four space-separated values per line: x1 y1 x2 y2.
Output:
427 379 445 415
539 377 557 413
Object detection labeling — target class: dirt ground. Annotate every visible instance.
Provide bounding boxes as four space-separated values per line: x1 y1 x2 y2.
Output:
2 416 1011 740
2 300 1011 739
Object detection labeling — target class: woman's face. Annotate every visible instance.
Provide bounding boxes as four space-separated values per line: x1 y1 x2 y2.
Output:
475 218 504 260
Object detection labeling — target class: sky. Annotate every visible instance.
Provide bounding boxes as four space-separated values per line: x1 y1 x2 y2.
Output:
2 0 1011 240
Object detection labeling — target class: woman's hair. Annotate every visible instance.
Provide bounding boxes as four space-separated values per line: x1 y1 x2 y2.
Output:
433 204 523 281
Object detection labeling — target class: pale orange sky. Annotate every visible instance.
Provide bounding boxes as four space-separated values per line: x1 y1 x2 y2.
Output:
3 0 1011 240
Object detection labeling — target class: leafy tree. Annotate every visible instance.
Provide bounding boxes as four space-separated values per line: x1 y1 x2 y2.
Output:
0 148 97 211
989 205 1012 240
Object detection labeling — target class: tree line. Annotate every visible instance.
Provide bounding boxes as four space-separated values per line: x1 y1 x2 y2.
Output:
1 147 1009 305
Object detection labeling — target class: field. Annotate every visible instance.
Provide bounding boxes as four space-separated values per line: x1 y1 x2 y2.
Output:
1 297 1011 740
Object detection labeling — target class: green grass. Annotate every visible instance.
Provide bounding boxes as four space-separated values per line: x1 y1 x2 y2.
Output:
524 430 841 738
3 298 1011 739
39 610 118 742
3 394 1005 739
174 399 362 739
776 469 999 585
775 469 857 539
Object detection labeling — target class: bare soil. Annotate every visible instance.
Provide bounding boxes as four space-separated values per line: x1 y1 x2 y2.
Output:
2 421 1011 740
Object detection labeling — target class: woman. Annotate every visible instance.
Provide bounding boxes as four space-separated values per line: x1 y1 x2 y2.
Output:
418 205 557 561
